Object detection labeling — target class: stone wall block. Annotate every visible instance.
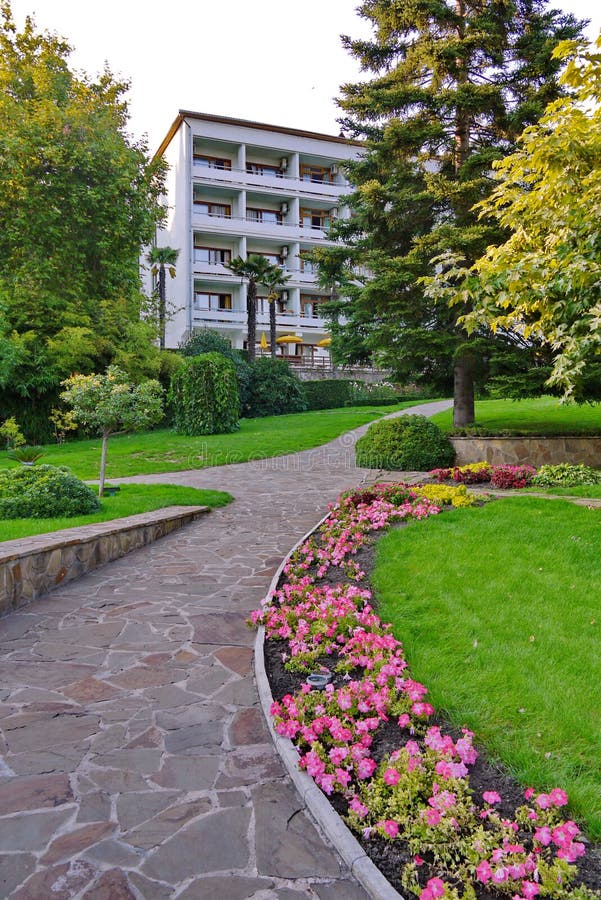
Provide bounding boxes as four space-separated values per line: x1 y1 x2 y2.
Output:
451 436 601 467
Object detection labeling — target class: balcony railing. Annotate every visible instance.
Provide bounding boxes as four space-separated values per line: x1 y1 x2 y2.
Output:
192 160 349 196
191 209 335 241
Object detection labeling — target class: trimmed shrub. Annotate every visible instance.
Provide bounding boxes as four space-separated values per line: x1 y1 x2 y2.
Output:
0 465 100 519
246 359 307 418
170 353 239 435
355 415 455 471
532 463 601 487
180 328 251 410
303 379 352 411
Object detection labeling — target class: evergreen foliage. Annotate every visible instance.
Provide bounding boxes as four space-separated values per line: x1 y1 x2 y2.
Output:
302 380 352 410
0 3 167 437
0 464 100 518
317 0 583 426
355 415 455 470
170 353 240 435
245 359 307 418
180 328 251 410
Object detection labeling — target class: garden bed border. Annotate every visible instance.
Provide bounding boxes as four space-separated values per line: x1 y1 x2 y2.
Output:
0 505 209 618
254 511 404 900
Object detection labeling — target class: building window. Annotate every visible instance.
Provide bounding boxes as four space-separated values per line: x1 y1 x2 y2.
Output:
300 258 316 275
194 245 232 265
300 208 330 230
300 164 330 183
194 154 231 170
194 292 232 311
247 208 282 225
246 161 281 176
301 295 327 318
257 296 288 315
250 251 281 266
194 201 232 218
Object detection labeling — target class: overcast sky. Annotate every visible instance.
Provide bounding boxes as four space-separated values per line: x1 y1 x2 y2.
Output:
8 0 601 153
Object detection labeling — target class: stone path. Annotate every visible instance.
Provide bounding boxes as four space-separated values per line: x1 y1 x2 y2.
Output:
0 401 451 899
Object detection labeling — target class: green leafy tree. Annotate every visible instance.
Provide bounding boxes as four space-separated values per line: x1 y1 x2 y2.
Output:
225 255 285 362
147 246 179 350
321 0 583 426
0 2 167 435
459 37 601 400
60 367 163 496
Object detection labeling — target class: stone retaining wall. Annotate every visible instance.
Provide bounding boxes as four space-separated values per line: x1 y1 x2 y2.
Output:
0 506 209 618
450 435 601 467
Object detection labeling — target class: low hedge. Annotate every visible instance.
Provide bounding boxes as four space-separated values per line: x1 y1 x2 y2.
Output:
355 415 455 471
0 465 100 519
302 379 352 410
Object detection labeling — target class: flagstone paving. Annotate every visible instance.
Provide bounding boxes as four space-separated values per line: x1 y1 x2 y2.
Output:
0 401 451 898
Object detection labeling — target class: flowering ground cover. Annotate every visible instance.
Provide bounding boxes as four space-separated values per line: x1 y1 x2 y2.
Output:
253 485 601 898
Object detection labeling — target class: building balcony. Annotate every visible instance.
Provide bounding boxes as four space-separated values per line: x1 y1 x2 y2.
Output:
192 160 348 199
191 209 336 243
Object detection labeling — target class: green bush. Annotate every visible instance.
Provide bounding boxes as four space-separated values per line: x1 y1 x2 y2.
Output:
180 328 251 410
0 465 100 519
303 380 352 410
531 463 601 487
355 415 455 471
246 359 307 418
170 353 240 435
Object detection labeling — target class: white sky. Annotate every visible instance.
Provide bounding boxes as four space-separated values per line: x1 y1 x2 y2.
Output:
8 0 601 153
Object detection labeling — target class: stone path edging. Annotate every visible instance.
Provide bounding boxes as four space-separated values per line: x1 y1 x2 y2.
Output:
254 514 404 900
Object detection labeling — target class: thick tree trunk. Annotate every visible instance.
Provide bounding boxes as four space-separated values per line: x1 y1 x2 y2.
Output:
269 296 277 360
158 265 166 350
98 430 110 497
247 282 257 362
453 356 475 428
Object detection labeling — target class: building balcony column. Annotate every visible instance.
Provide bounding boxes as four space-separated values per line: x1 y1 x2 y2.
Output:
236 143 246 172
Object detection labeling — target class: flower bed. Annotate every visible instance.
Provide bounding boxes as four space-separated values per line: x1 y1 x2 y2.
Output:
252 483 600 899
430 463 537 489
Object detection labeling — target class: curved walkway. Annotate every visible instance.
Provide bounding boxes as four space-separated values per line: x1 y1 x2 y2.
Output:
0 401 451 899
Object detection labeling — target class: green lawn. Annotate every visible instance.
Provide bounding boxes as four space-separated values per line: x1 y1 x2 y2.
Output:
430 396 601 434
526 485 601 498
372 497 601 838
0 404 418 480
0 483 232 543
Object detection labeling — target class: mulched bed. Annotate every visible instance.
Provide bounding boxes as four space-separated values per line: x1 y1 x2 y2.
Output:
262 523 601 897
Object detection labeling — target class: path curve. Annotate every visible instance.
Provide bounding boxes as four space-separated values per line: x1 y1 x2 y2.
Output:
0 400 451 899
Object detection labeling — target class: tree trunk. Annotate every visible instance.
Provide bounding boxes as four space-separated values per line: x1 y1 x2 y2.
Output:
269 295 277 360
158 264 166 350
98 429 110 497
247 281 257 362
453 355 475 428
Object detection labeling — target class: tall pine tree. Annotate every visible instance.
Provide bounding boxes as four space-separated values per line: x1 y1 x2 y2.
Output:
320 0 583 425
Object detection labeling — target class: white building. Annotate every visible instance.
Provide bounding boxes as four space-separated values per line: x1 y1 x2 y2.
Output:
150 111 362 366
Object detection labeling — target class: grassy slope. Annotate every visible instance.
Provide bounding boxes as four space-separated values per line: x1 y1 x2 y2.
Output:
0 483 232 542
430 397 601 434
0 404 417 480
372 498 601 838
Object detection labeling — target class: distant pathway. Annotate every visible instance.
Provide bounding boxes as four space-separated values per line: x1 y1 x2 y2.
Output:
0 400 451 899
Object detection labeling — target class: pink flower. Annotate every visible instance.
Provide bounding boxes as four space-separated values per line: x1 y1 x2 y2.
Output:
483 791 502 804
349 795 369 818
383 767 401 786
535 793 551 809
382 819 399 838
424 807 441 826
397 713 410 728
549 787 568 807
476 860 492 883
521 883 540 899
422 877 445 898
524 787 535 800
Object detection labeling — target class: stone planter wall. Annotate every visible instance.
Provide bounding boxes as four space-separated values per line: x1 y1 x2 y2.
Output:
450 435 601 467
0 505 209 618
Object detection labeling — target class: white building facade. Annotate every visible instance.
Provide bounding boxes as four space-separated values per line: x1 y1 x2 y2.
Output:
151 111 362 365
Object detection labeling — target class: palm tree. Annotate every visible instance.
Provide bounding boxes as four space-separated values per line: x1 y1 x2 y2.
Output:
147 246 179 350
225 254 281 362
261 266 291 360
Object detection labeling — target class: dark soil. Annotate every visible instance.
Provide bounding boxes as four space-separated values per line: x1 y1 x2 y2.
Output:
262 517 601 898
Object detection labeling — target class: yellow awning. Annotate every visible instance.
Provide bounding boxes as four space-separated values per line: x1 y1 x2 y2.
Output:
276 334 303 344
260 332 268 350
317 337 332 347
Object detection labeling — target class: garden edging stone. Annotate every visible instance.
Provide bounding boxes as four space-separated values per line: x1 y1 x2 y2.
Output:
254 513 404 900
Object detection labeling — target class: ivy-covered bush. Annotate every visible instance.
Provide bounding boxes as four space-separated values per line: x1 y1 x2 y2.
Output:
246 359 307 418
180 328 251 410
303 379 352 411
0 465 100 519
532 463 601 487
169 353 239 435
355 416 455 471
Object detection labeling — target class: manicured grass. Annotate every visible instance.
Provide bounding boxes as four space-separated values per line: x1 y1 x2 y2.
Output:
526 485 601 498
372 497 601 838
0 483 232 542
0 404 418 480
430 396 601 434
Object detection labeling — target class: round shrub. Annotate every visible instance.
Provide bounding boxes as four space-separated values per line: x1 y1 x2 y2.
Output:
245 359 307 418
355 415 455 471
170 353 239 435
0 465 100 519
